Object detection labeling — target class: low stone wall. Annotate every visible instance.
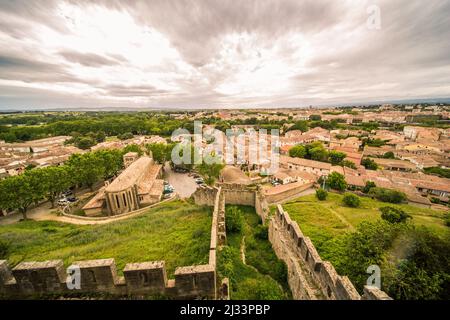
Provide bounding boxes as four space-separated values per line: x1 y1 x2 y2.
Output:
269 205 391 300
0 258 216 299
264 182 314 204
62 195 178 222
255 189 270 222
220 184 256 206
192 186 218 207
0 192 220 300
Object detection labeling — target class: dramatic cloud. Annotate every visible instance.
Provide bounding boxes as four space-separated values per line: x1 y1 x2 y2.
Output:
0 0 449 110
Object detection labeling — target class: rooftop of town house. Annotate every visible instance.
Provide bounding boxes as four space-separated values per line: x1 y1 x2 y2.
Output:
373 158 417 169
0 136 71 148
415 181 450 193
105 156 154 193
124 152 139 158
285 130 304 138
280 155 332 171
344 174 366 187
220 165 252 185
83 187 106 210
137 164 163 195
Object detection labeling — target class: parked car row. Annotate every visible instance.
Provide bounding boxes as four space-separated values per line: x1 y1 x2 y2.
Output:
163 181 175 195
57 190 78 206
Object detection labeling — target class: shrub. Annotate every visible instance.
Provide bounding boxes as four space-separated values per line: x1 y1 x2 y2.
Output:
326 172 347 191
368 187 407 204
363 181 376 194
0 240 9 259
118 132 134 140
316 188 328 201
445 213 450 227
361 158 378 170
226 206 244 233
343 193 361 208
380 206 411 224
289 145 307 158
254 225 268 240
341 160 357 169
382 151 396 159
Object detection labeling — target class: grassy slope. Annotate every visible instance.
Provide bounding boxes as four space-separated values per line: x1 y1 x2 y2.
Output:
281 193 449 255
0 200 211 277
218 205 291 300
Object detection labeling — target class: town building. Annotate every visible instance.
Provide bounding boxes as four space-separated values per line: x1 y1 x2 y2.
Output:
83 155 164 216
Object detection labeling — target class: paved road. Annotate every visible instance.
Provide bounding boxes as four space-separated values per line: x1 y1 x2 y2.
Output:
163 163 198 198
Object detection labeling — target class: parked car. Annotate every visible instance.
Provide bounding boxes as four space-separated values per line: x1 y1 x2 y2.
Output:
173 166 189 173
66 196 78 203
57 199 70 206
163 184 174 194
62 190 73 197
195 178 204 184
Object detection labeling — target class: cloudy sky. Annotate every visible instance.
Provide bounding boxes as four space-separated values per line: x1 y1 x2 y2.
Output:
0 0 449 110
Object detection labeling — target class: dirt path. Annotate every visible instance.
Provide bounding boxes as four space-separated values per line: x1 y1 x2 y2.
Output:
240 236 246 265
327 206 355 231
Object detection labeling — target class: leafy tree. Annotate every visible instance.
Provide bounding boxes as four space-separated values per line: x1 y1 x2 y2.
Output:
289 145 307 158
123 144 143 156
341 160 357 169
41 166 72 208
328 151 347 165
424 167 450 179
363 138 386 147
118 132 134 140
380 206 411 224
361 122 379 131
0 173 44 220
363 181 376 194
361 158 378 170
382 151 396 159
383 228 450 300
94 131 106 143
145 143 173 164
288 120 309 132
309 144 329 162
368 187 407 204
309 115 322 121
76 137 96 150
333 220 405 292
67 153 105 191
326 172 347 191
316 188 328 201
197 156 224 186
343 193 361 208
385 260 443 300
95 149 123 179
226 206 244 233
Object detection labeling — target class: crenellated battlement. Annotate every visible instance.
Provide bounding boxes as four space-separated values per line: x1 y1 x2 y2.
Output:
270 205 392 300
0 257 216 299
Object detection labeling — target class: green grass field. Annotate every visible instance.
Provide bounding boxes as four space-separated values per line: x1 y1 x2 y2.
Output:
281 192 449 254
217 205 291 300
0 199 212 277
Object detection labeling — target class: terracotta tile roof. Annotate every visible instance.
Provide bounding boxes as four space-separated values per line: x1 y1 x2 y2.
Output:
280 155 331 170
